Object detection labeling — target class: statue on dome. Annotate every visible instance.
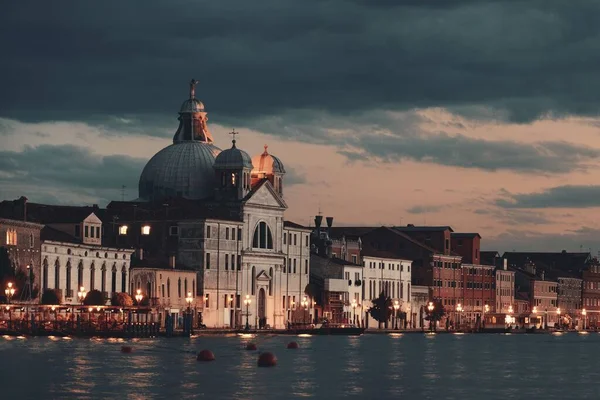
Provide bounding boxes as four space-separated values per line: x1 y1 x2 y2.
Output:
189 79 199 99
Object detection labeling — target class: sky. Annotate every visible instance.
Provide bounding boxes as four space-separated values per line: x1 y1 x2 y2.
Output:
2 0 600 254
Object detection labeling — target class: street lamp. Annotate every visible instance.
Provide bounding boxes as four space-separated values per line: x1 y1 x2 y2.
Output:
506 305 514 328
393 300 400 330
427 301 435 332
301 297 309 325
77 287 86 305
456 303 463 330
582 308 587 330
244 295 251 331
4 282 15 304
135 289 143 305
556 307 561 330
483 304 489 330
533 306 538 328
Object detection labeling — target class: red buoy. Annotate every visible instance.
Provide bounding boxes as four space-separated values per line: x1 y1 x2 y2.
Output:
121 346 133 353
246 343 257 351
257 352 277 367
287 341 299 349
197 349 216 362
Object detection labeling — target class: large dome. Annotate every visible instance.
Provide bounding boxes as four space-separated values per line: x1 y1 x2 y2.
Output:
138 142 221 200
138 79 222 201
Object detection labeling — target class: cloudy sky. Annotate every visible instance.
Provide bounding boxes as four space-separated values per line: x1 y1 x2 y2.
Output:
2 0 600 254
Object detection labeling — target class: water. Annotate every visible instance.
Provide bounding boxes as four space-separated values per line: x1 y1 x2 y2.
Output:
0 332 598 399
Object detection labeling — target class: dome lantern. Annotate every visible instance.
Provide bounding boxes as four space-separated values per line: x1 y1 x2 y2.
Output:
172 79 214 143
213 130 253 201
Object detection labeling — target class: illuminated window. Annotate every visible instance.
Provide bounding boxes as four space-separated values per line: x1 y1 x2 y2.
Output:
119 225 128 235
141 225 151 235
6 230 18 246
231 173 236 186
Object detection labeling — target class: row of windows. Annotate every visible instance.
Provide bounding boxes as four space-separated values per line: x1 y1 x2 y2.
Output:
283 232 309 247
283 258 309 274
433 280 492 290
42 259 127 294
365 261 410 272
205 253 242 270
136 277 196 299
497 288 514 297
344 272 361 281
498 274 514 282
533 299 557 307
75 224 101 239
367 280 410 301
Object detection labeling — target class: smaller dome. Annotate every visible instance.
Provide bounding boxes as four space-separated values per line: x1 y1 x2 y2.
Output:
214 140 253 169
252 145 285 174
180 98 205 113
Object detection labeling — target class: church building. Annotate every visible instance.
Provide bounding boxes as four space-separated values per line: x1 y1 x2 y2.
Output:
105 80 311 329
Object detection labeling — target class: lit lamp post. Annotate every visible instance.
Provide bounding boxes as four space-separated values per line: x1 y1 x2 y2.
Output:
582 308 587 330
533 306 538 328
456 303 463 330
4 282 15 304
556 307 561 330
483 304 489 329
135 289 143 305
301 297 309 325
427 301 435 332
506 305 514 328
185 291 194 331
350 298 357 326
393 300 400 330
77 287 86 305
244 295 251 331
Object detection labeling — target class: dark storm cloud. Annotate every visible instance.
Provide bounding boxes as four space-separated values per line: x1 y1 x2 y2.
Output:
340 134 599 173
496 185 600 208
407 205 444 214
0 144 146 203
2 0 600 126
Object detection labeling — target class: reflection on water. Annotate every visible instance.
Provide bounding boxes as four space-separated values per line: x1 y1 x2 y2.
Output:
2 334 600 399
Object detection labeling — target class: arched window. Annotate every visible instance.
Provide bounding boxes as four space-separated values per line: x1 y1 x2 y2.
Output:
29 233 34 248
42 258 48 291
101 264 106 293
111 265 117 293
54 259 60 289
66 261 72 295
121 267 127 292
167 278 171 298
78 261 84 288
90 263 95 290
269 267 273 296
178 278 182 298
251 266 256 295
252 222 273 249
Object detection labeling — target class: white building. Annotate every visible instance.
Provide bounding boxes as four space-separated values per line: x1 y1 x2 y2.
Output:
362 251 412 328
40 213 133 304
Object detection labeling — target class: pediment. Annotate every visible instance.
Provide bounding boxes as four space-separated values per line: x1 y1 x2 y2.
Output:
245 181 287 209
84 213 102 224
256 270 272 281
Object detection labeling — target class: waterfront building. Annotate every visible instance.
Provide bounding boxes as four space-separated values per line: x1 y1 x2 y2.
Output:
309 252 363 324
100 80 310 329
0 214 43 300
582 259 600 328
410 285 430 329
362 250 412 329
40 227 133 304
129 264 198 327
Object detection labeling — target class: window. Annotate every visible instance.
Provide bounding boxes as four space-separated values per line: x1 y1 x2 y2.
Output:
121 268 127 292
226 227 230 240
252 222 273 249
101 264 106 293
283 233 286 245
231 172 236 186
78 262 84 288
178 279 182 298
205 293 210 308
54 260 60 289
111 266 117 293
237 228 242 241
206 226 211 238
294 234 297 246
185 278 188 295
293 259 297 273
225 255 229 270
142 225 151 235
5 230 17 246
305 235 309 247
206 253 211 269
269 267 273 296
96 227 101 238
119 225 128 235
352 255 357 264
66 262 72 294
85 225 89 238
90 263 95 290
305 259 308 274
42 259 48 290
169 226 179 236
231 254 235 270
167 278 171 297
29 233 34 248
237 255 241 270
251 266 256 295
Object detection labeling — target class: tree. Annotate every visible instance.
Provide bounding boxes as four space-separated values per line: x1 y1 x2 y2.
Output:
304 283 320 305
110 292 133 307
41 289 62 305
424 299 446 332
368 292 393 329
83 289 106 306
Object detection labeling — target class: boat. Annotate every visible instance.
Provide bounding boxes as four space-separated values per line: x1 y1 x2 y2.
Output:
287 323 365 336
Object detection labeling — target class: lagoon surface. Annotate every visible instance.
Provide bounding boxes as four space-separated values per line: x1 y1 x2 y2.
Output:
1 332 599 399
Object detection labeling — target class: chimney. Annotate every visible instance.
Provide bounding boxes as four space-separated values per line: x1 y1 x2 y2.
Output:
326 216 333 238
314 215 323 229
169 255 176 269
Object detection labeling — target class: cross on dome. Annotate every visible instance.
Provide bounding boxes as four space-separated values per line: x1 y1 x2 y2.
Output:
263 144 269 154
229 129 239 147
189 78 199 99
